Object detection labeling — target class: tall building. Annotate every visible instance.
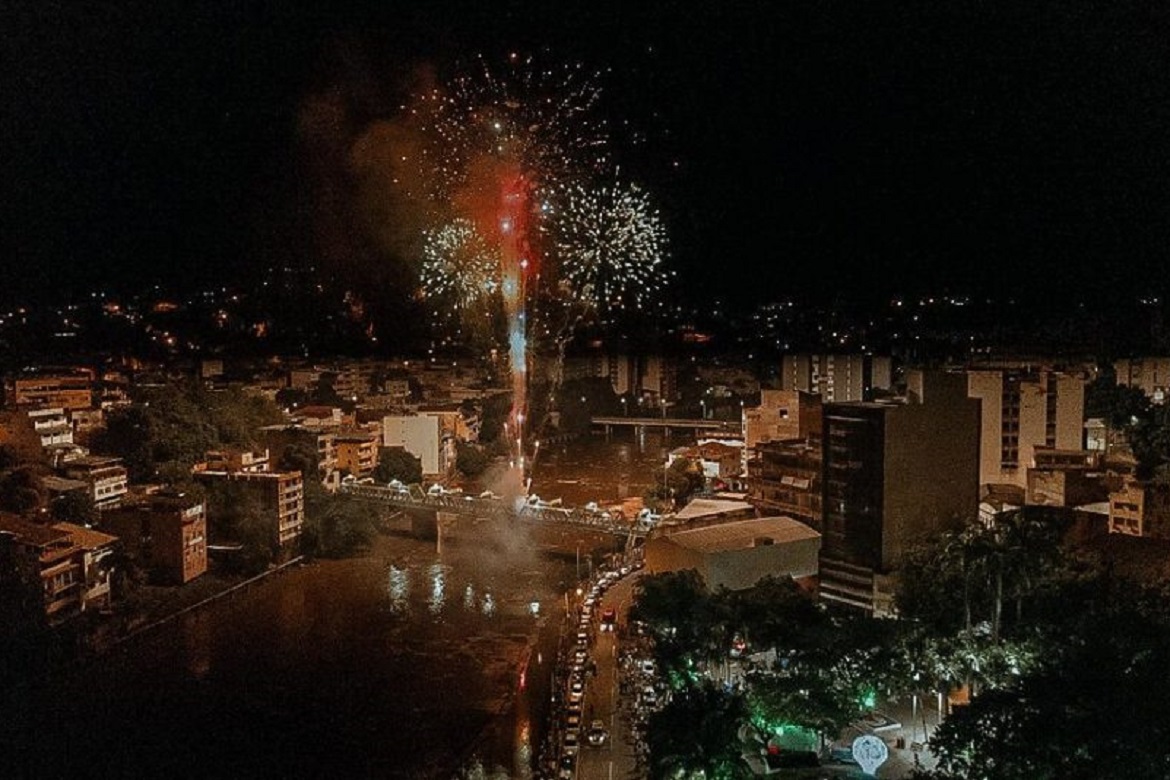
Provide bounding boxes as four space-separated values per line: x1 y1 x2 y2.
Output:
819 371 980 615
966 368 1086 490
1114 357 1170 405
779 354 892 403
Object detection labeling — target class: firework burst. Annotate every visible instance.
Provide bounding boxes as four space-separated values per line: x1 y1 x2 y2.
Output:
414 53 610 201
420 219 501 309
550 179 669 315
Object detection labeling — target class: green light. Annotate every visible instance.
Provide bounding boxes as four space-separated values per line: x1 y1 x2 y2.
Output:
861 689 877 710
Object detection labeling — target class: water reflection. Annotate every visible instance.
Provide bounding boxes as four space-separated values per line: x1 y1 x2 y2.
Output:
388 565 409 614
427 562 447 616
481 591 496 617
464 583 476 609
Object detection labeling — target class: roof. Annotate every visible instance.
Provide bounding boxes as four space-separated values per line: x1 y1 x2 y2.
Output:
0 514 69 547
42 475 90 492
66 455 123 468
662 516 820 554
295 406 340 418
675 498 757 521
52 522 118 549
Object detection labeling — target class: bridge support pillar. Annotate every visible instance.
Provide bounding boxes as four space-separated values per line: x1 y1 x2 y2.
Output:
435 511 458 554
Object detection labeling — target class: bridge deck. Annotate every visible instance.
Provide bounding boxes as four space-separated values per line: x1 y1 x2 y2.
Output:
339 483 658 537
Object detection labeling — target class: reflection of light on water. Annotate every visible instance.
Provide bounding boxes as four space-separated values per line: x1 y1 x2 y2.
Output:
481 592 495 617
515 717 531 778
464 583 476 609
528 600 540 617
428 563 446 615
387 565 409 614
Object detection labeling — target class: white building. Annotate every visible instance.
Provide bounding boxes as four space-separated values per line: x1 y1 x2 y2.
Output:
383 415 442 476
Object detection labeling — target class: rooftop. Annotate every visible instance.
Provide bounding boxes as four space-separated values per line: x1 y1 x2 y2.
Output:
664 516 820 553
675 498 757 522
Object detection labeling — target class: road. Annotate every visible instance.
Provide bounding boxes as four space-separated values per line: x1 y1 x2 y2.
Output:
576 574 641 780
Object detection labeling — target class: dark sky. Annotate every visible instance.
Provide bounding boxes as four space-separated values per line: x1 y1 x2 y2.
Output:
4 1 1170 310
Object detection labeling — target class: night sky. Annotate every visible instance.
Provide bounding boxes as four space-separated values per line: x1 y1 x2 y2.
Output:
4 1 1170 311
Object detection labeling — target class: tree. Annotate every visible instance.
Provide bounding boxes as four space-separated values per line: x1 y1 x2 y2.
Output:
50 491 97 526
630 569 710 641
455 441 490 478
665 457 706 505
645 682 751 780
204 482 274 574
0 467 44 514
373 447 423 484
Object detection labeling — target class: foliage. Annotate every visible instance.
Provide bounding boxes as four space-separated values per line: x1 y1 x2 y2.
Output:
665 457 706 505
92 381 285 482
203 481 274 574
645 681 751 780
455 441 490 478
373 447 423 484
50 491 97 526
0 466 45 514
302 489 376 558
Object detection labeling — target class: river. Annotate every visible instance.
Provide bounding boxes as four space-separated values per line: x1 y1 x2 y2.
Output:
0 430 682 779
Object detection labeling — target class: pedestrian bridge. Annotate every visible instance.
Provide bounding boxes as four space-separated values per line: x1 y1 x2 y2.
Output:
339 482 660 538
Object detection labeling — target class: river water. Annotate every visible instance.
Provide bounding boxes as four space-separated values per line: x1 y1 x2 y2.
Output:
0 431 680 780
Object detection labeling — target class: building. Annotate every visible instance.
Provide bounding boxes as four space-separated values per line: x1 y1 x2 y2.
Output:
61 455 128 508
1109 479 1170 539
644 516 821 591
819 370 980 615
779 354 892 403
383 414 443 476
101 491 207 584
742 389 821 458
966 367 1086 491
202 448 270 473
0 514 118 623
291 405 347 429
7 369 94 410
747 437 823 531
195 470 305 550
334 431 379 478
1114 357 1170 404
1026 448 1110 508
27 407 74 449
